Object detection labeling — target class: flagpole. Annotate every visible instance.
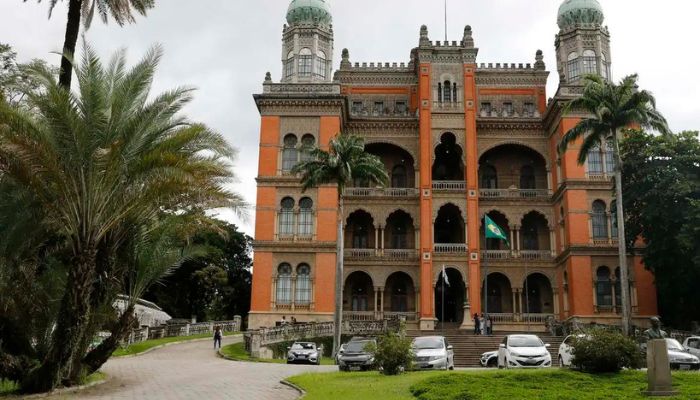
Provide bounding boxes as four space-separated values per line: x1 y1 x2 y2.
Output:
525 263 531 332
444 0 448 42
441 265 445 337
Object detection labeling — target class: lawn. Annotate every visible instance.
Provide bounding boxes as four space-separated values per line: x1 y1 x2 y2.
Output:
112 332 239 357
288 369 700 400
220 342 335 365
0 372 105 397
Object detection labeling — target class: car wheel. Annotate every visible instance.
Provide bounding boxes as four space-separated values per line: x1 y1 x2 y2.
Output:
487 358 497 368
558 356 564 368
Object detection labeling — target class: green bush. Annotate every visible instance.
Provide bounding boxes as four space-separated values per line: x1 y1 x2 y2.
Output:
571 329 643 373
366 331 413 375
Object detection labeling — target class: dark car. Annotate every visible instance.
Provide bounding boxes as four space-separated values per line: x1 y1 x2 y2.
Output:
286 342 321 365
337 338 377 371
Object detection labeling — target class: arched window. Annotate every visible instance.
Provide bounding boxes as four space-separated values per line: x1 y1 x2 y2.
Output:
614 267 622 310
282 134 298 172
591 200 608 239
391 220 407 249
582 49 597 75
392 165 407 188
522 225 539 250
276 263 293 305
278 197 295 236
601 53 610 80
452 82 458 103
596 266 613 308
300 134 315 162
315 50 328 79
295 264 312 305
298 48 312 77
285 51 295 78
605 140 616 173
520 165 536 189
352 223 369 249
480 165 498 189
567 52 580 82
298 197 314 237
610 200 618 238
391 280 408 312
437 82 442 103
443 80 452 102
587 144 603 175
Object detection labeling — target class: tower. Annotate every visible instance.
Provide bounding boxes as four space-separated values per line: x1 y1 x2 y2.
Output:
555 0 611 85
281 0 334 83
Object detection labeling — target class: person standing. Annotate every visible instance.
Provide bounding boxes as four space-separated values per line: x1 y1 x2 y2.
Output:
479 313 486 335
486 316 493 335
473 313 480 335
213 325 223 349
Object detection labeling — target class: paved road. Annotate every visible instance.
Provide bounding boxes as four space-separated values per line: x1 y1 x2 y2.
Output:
51 336 335 400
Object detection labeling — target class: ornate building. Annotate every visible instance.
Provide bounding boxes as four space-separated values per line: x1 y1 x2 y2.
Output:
249 0 658 331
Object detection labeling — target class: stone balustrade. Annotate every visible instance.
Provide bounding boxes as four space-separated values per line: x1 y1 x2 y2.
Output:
432 181 466 191
343 187 419 198
479 188 551 199
434 243 468 254
123 317 242 345
344 248 419 261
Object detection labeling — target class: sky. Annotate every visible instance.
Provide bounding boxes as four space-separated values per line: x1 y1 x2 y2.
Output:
1 0 698 236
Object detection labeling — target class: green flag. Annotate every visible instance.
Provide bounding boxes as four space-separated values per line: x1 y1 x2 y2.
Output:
484 215 509 245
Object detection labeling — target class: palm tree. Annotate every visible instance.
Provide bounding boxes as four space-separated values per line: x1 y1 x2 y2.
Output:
0 44 243 392
28 0 155 88
292 133 388 356
558 74 670 335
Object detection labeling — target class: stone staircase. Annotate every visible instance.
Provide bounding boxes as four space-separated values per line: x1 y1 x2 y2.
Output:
406 327 564 368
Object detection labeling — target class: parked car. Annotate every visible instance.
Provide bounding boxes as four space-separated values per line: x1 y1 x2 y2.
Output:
497 334 552 369
557 334 588 368
665 338 700 371
335 343 346 364
287 342 321 365
682 336 700 358
412 336 454 370
337 338 377 371
480 350 498 367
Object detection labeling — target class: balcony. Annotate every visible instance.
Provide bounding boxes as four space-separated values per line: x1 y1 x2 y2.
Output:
344 187 419 198
344 248 419 262
480 188 550 200
481 250 553 261
433 243 468 255
520 250 554 260
586 172 613 181
432 101 463 111
432 181 466 192
276 234 315 242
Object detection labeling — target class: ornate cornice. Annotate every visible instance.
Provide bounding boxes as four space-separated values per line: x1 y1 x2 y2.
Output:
476 120 544 131
254 95 345 116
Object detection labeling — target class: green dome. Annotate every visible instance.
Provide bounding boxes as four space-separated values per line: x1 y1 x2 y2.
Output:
557 0 604 30
286 0 332 26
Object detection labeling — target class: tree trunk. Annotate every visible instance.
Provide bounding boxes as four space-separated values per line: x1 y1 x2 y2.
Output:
81 304 136 375
20 249 96 393
332 195 344 358
613 131 631 335
58 0 82 89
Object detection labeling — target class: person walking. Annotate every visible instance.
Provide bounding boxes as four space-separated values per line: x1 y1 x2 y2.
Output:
486 316 493 335
473 313 480 335
213 325 223 349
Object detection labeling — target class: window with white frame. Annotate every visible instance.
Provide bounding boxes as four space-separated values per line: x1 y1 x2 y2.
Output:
278 197 295 236
605 140 616 173
596 266 613 307
591 200 608 239
443 80 452 102
295 264 312 305
298 197 314 236
587 144 604 175
282 134 298 172
582 50 597 75
315 50 328 79
276 263 293 304
298 48 312 77
567 52 581 82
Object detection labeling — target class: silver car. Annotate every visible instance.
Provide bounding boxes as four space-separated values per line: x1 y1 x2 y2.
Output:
286 342 321 365
665 338 700 371
480 350 498 367
682 336 700 358
412 336 454 370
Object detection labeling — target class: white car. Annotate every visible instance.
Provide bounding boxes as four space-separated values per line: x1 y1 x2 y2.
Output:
480 350 498 367
557 334 588 367
412 336 454 370
682 336 700 358
498 334 552 369
665 338 700 371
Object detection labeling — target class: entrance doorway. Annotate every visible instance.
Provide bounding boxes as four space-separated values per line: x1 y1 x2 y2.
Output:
434 267 465 325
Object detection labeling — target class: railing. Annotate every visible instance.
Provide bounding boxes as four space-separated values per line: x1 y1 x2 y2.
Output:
344 187 419 197
487 313 515 323
384 249 419 261
520 250 553 260
344 249 375 260
433 101 463 110
434 243 468 254
344 311 376 321
277 234 316 242
522 313 553 324
432 181 466 191
586 172 612 181
384 312 418 321
344 248 419 261
123 317 242 345
481 250 511 260
479 188 550 199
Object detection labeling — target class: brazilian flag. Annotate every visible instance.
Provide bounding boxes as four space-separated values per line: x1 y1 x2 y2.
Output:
485 215 509 245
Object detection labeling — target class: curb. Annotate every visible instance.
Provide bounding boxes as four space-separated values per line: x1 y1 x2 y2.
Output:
19 376 107 399
116 334 241 358
280 379 307 399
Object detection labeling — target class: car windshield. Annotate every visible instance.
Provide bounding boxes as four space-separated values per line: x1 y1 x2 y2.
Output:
509 336 543 347
665 339 683 351
345 341 372 352
291 343 315 350
413 337 444 349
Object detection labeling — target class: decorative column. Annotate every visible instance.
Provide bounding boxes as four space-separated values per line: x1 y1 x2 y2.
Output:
607 213 613 244
374 287 379 319
546 168 553 192
374 227 379 253
515 226 521 256
512 289 518 319
380 226 385 252
549 229 557 257
553 288 560 316
459 284 473 330
509 228 515 254
379 287 385 319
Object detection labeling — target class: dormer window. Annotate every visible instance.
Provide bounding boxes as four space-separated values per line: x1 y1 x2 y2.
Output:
298 48 312 77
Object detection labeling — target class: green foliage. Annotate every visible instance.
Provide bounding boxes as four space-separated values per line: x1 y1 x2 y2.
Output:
33 0 155 27
0 42 58 108
621 130 700 328
569 329 643 373
221 342 334 365
366 331 413 375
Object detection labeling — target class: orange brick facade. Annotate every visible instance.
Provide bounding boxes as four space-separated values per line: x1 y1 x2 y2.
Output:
248 1 657 331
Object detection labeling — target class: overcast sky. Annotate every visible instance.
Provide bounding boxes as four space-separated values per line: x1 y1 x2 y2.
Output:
2 0 698 236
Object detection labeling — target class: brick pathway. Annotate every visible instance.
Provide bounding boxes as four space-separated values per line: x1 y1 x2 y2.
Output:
51 336 335 400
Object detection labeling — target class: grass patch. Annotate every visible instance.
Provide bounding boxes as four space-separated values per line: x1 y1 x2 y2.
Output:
288 369 700 400
220 342 334 365
287 371 444 400
112 332 238 357
410 369 700 400
0 372 105 397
